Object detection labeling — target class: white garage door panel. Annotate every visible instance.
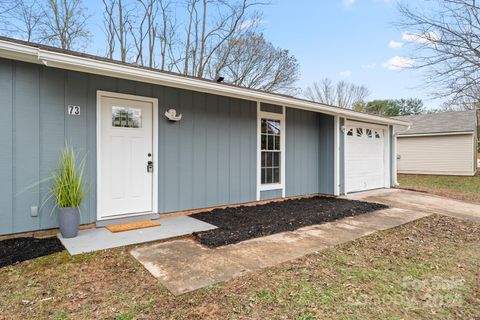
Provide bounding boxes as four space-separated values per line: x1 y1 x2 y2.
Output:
397 134 474 175
346 123 387 193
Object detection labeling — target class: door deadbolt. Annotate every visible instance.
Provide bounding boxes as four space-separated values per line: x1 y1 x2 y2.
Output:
147 161 153 173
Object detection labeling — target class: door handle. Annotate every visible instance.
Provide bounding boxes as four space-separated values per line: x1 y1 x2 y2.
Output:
147 161 153 173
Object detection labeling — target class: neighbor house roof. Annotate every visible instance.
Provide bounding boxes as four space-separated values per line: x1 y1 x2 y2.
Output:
393 110 477 136
0 36 410 127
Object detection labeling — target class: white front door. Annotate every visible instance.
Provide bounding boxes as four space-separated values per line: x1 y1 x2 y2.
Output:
99 95 154 219
346 122 387 193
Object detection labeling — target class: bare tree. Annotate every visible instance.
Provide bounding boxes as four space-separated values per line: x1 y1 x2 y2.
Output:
0 0 89 49
1 0 299 95
139 0 158 68
157 0 173 70
437 93 480 111
102 0 134 62
398 0 480 109
100 0 269 75
115 0 133 62
210 32 300 94
197 0 207 76
130 3 148 65
304 78 370 109
98 0 299 94
183 0 197 74
0 0 42 41
0 0 19 16
102 0 116 59
17 1 42 42
103 0 175 70
180 0 269 77
40 0 91 50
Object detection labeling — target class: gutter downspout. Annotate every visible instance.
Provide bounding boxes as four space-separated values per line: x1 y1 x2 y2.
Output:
392 123 411 187
37 49 48 66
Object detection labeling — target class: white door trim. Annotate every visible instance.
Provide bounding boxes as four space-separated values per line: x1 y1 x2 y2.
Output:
96 90 159 221
333 116 340 196
342 117 347 195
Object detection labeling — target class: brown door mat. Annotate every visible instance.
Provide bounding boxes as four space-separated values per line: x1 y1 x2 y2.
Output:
106 220 160 233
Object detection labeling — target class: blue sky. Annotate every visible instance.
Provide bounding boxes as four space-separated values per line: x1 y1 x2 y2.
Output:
260 0 440 109
82 0 440 109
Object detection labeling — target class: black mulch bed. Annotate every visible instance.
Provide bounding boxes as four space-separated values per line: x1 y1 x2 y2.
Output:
0 237 65 268
192 196 388 248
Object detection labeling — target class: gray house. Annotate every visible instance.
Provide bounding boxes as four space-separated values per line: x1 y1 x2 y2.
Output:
0 37 409 236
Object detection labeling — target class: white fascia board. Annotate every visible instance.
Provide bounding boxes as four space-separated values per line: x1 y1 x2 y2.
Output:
398 131 475 138
0 40 39 64
0 39 411 127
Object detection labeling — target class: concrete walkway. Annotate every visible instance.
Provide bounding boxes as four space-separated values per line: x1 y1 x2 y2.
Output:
131 207 429 295
344 188 480 223
131 189 480 295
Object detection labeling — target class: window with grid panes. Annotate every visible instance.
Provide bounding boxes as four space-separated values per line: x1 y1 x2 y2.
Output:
260 118 281 184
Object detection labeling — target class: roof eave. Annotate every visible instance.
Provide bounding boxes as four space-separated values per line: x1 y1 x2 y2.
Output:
398 130 475 137
0 39 410 127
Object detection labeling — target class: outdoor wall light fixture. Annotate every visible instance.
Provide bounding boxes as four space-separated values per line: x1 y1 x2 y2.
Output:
164 108 182 121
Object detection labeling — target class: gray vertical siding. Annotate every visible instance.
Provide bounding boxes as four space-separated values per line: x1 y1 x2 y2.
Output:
285 108 335 197
318 114 335 195
14 62 40 233
0 59 13 235
0 58 338 235
260 189 283 200
39 67 64 230
0 58 260 234
158 89 257 213
285 108 320 196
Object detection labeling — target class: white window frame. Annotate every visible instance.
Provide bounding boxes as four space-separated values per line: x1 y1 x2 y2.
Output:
256 103 286 200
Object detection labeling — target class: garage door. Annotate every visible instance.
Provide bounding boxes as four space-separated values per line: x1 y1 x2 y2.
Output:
346 122 388 193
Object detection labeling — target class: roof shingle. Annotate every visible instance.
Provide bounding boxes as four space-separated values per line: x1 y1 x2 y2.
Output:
393 110 477 135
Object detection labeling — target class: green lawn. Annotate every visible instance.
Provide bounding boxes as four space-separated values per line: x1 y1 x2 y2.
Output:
398 174 480 204
0 215 479 319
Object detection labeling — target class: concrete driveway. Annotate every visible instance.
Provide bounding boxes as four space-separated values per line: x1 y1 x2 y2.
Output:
131 189 480 295
344 188 480 223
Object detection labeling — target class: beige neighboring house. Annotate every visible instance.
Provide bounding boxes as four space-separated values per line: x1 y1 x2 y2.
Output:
393 110 478 176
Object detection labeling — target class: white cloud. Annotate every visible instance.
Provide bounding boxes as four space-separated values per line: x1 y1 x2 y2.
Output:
237 18 262 31
402 32 439 45
383 56 415 70
343 0 356 7
339 70 352 77
361 63 377 70
388 40 403 48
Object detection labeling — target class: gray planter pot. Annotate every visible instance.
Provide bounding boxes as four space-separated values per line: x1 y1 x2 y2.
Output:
58 207 80 238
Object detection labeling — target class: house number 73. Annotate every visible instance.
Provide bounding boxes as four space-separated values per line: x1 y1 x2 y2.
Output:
67 105 81 115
